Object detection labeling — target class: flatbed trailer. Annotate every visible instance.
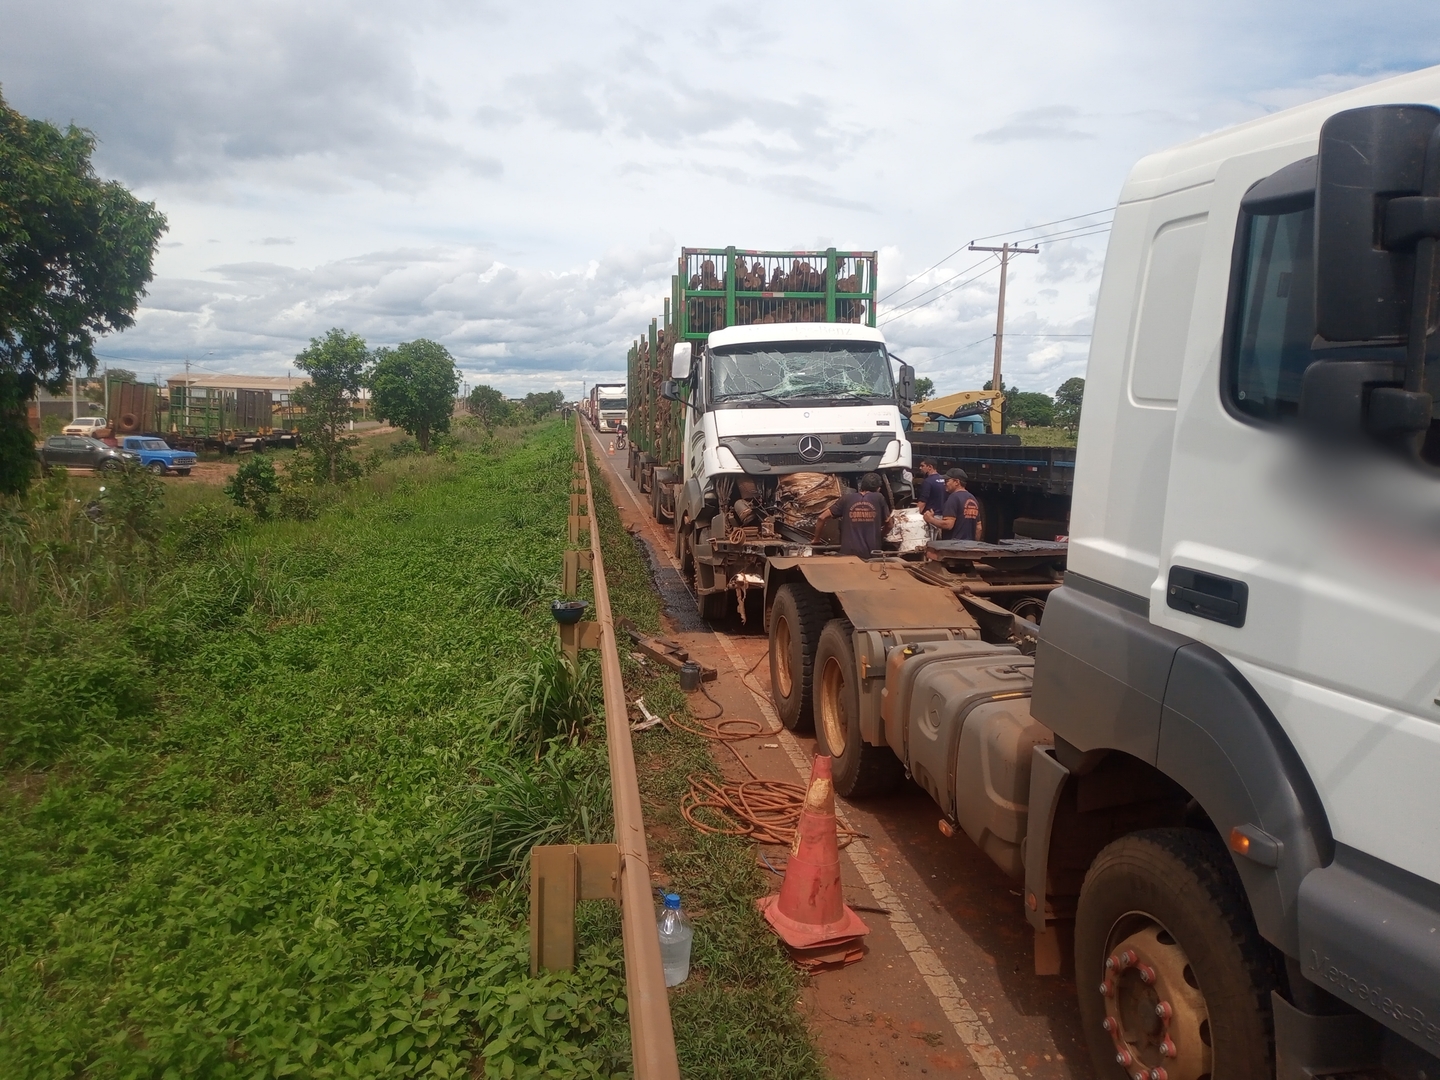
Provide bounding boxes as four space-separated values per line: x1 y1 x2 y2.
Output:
905 430 1074 539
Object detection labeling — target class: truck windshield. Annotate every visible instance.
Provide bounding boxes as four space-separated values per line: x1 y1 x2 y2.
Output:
599 398 627 409
709 341 893 404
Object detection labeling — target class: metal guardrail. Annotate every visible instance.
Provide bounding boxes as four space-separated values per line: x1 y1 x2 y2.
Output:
531 419 680 1079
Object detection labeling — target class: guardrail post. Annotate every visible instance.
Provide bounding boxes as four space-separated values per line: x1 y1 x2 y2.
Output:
530 843 621 976
563 548 594 597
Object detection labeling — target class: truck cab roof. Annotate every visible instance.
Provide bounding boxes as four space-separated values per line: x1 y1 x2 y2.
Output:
707 322 886 349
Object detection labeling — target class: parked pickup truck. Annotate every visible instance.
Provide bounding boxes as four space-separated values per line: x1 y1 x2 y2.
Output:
119 436 198 476
38 436 139 472
62 416 108 437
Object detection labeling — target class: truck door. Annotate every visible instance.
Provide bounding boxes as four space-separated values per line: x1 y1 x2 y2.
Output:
1155 148 1440 888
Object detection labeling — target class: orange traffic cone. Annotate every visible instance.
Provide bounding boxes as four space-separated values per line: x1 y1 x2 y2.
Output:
757 754 869 952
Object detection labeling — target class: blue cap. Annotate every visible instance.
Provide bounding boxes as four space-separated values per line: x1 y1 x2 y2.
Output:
663 893 680 909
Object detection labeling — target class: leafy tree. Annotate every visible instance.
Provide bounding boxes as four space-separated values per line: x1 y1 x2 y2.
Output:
521 390 564 420
1006 390 1055 428
1054 376 1085 431
0 91 167 495
912 376 935 402
292 328 366 483
106 367 138 383
224 456 280 519
467 384 512 431
367 339 459 452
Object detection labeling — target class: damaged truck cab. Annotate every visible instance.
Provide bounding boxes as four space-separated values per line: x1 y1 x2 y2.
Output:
764 70 1440 1080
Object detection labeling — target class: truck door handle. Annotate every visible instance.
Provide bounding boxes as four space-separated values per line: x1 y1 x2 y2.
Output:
1166 566 1248 628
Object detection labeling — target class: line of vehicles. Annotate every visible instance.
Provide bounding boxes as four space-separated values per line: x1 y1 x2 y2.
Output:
614 70 1440 1080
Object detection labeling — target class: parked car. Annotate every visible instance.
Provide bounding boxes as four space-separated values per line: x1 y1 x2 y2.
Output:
62 417 108 436
38 436 140 472
119 436 198 476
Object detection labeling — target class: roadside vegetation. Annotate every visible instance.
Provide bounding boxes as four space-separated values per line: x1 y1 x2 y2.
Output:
587 454 827 1080
0 419 631 1078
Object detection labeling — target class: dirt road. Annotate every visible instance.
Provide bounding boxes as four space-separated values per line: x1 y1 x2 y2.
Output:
586 429 1092 1080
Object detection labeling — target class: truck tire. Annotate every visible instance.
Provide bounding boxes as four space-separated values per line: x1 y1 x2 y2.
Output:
177 469 191 477
814 618 904 797
1076 829 1277 1080
769 583 829 732
146 461 166 475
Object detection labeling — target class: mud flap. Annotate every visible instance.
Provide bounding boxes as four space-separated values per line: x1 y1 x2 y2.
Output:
1023 746 1069 935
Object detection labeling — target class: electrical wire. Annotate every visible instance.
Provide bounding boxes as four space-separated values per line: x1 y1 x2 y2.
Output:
879 259 1007 327
968 205 1116 244
877 254 997 316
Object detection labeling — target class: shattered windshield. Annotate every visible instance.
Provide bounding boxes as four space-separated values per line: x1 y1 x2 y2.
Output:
709 341 893 405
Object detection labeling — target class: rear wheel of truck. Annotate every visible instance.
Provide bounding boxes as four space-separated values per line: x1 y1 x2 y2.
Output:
814 618 904 797
687 526 730 622
769 583 829 732
1076 829 1277 1080
177 469 191 477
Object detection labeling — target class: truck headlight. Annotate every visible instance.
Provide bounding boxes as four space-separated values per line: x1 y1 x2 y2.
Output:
879 439 901 466
715 446 742 471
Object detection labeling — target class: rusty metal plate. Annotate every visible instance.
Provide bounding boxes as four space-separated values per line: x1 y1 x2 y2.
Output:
770 555 976 632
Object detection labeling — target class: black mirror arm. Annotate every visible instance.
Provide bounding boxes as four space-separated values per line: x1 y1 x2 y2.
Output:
1384 123 1440 401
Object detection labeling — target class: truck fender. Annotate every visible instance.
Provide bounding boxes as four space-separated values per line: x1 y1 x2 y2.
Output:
1156 643 1333 957
1030 577 1334 957
679 477 705 528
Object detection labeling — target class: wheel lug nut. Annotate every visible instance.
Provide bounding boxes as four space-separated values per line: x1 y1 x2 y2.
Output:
1150 1070 1169 1080
1137 963 1156 984
1116 1049 1133 1066
1099 981 1111 997
1155 1001 1172 1020
1101 1017 1116 1033
1161 1038 1177 1058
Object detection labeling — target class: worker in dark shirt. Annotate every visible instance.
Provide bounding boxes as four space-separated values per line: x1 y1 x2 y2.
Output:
914 459 946 515
812 472 893 558
923 468 982 541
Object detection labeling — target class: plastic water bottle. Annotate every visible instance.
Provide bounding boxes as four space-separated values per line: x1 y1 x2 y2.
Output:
656 893 693 986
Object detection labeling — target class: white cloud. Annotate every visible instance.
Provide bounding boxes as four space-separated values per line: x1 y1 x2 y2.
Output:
3 0 1439 397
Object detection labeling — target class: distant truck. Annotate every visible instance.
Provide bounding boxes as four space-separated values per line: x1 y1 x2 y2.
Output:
765 70 1440 1080
119 436 198 476
588 384 628 432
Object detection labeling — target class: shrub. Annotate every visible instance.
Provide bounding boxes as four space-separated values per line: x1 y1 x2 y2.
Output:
100 462 165 544
224 456 280 518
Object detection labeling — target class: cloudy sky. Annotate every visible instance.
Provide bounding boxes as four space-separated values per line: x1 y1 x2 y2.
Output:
3 0 1439 399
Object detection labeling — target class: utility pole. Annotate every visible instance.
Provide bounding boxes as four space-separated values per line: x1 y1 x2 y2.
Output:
184 356 191 428
71 372 78 421
968 241 1038 426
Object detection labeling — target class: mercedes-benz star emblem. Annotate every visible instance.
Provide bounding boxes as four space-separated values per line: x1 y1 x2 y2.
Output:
798 435 823 462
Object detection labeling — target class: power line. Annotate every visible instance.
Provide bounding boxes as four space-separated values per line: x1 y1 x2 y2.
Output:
968 206 1115 245
880 206 1116 306
879 259 1005 326
878 254 997 315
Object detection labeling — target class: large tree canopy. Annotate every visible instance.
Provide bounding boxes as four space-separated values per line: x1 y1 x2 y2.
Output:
0 90 167 494
0 94 166 391
1053 376 1085 432
367 339 459 452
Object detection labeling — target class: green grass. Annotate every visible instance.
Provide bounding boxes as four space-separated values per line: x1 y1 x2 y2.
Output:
587 456 827 1080
1014 425 1077 447
0 420 630 1079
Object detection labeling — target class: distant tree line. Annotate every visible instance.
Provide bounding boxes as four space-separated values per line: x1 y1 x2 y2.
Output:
464 386 563 431
983 377 1085 432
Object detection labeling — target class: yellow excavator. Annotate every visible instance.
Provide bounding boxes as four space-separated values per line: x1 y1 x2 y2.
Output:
909 390 1004 435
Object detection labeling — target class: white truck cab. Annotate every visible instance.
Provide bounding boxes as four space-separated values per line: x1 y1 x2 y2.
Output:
665 321 913 618
1029 65 1440 1078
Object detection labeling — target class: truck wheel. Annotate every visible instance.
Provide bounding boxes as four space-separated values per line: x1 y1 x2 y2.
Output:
769 583 829 732
177 469 191 477
146 461 166 475
814 619 905 797
1076 829 1277 1080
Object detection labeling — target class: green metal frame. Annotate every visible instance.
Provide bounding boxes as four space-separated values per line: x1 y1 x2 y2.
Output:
674 246 878 341
629 246 879 468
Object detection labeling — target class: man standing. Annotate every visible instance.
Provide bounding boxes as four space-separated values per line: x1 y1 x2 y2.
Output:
914 458 946 515
923 468 982 541
812 472 893 558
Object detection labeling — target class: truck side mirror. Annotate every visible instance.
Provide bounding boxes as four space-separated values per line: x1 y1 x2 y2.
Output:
896 360 915 411
670 342 692 381
660 379 686 405
1309 104 1440 445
